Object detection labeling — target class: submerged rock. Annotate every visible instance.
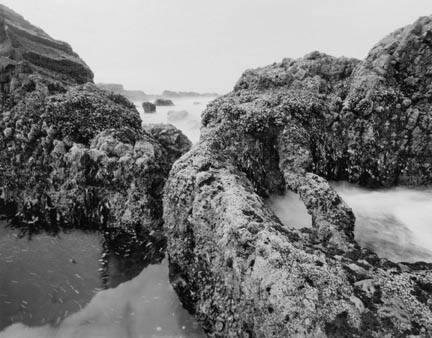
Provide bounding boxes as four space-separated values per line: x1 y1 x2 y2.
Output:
142 101 156 113
0 5 191 256
154 98 174 106
164 17 432 337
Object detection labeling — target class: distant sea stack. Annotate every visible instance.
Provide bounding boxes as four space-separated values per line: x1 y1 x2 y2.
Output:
154 98 174 106
0 5 191 261
96 83 147 102
142 101 156 113
164 15 432 337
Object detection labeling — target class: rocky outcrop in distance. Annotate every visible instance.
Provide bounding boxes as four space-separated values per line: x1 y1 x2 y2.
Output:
0 5 191 260
96 83 147 102
94 86 219 103
142 101 156 113
164 15 432 337
154 98 174 106
162 90 219 98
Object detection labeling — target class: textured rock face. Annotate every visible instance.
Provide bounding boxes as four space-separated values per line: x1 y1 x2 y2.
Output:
164 17 432 337
0 6 191 256
341 16 432 186
0 82 190 250
0 4 93 85
144 123 192 165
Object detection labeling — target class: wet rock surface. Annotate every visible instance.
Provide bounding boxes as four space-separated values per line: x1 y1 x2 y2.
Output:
164 16 432 337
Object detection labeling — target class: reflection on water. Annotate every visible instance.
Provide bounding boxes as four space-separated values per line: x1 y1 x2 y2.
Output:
0 222 104 329
266 183 432 263
0 261 204 338
136 97 216 144
0 220 204 337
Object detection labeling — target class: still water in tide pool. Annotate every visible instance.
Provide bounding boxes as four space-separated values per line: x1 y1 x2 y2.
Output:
266 183 432 263
0 220 204 338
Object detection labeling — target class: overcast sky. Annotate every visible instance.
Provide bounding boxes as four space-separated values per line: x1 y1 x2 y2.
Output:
2 0 432 94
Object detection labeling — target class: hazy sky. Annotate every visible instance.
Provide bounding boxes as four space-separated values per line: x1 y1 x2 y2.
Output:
2 0 432 94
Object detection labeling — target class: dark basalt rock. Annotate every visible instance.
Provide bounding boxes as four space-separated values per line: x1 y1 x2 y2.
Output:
142 101 156 113
154 98 174 106
164 17 432 337
0 6 191 255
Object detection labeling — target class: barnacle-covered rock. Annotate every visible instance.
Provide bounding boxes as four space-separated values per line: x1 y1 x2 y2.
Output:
164 17 432 337
341 16 432 186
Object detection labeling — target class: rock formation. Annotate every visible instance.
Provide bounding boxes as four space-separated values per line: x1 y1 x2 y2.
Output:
162 90 219 98
0 5 191 258
3 4 432 337
142 101 156 113
154 98 174 106
97 83 147 102
164 16 432 337
0 4 93 86
340 17 432 186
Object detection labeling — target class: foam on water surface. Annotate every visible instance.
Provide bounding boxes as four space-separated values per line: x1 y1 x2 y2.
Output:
266 183 432 263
